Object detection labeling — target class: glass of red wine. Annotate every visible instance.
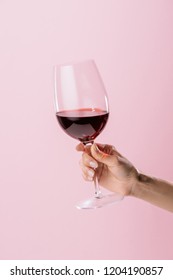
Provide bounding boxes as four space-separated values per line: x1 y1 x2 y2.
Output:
54 59 123 209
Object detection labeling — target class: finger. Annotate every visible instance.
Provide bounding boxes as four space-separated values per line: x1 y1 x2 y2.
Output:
82 152 98 169
96 143 122 157
76 143 92 155
82 173 94 181
79 159 95 181
82 165 95 181
76 142 85 152
91 143 118 167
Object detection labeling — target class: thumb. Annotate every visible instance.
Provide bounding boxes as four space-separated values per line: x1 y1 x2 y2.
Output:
91 143 117 167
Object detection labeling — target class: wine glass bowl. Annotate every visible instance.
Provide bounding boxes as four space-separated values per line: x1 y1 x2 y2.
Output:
54 59 123 209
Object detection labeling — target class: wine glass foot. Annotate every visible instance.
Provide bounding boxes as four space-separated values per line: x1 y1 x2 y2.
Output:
76 193 124 210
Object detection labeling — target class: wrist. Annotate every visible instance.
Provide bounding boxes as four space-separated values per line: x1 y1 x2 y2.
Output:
130 171 154 198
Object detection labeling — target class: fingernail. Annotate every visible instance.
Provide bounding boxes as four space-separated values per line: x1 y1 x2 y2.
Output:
89 161 98 168
88 169 94 178
88 176 93 181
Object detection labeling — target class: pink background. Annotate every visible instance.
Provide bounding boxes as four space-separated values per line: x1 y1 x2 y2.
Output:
0 0 173 259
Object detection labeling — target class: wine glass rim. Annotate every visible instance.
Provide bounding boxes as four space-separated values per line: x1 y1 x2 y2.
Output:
54 59 95 68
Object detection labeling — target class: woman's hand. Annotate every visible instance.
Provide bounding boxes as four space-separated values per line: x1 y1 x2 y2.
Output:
76 143 138 196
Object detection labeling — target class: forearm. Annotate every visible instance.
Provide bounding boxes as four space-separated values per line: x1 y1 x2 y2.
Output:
131 173 173 212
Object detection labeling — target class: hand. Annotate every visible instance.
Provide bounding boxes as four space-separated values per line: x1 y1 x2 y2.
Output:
76 143 139 196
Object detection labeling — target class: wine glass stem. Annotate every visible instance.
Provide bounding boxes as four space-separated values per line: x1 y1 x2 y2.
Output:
94 173 102 198
84 141 103 199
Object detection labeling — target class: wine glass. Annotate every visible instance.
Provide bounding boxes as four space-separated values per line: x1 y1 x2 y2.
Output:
54 59 123 209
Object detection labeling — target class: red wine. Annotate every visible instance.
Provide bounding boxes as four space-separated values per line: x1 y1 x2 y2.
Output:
56 108 109 143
